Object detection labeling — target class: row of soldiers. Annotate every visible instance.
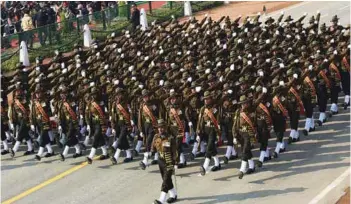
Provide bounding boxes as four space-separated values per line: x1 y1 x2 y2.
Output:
1 11 350 204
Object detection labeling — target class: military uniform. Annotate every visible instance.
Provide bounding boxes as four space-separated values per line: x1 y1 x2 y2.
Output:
58 87 82 161
197 91 222 176
110 88 134 164
30 85 54 161
151 119 178 204
85 87 109 164
8 88 34 157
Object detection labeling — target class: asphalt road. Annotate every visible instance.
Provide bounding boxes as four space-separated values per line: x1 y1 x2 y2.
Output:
1 2 350 204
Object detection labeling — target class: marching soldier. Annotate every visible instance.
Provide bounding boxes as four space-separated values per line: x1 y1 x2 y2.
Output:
138 89 166 169
110 88 134 164
166 90 190 168
151 119 178 204
197 91 222 176
30 85 55 161
85 86 110 164
8 87 34 157
58 86 82 161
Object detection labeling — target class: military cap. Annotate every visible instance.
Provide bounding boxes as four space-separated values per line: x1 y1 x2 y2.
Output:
203 91 212 99
265 17 274 24
142 89 150 97
238 95 250 104
284 15 293 22
331 15 339 22
286 69 293 76
157 118 166 127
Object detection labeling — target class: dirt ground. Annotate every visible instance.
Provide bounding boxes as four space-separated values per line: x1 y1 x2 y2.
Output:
336 187 350 204
179 1 300 22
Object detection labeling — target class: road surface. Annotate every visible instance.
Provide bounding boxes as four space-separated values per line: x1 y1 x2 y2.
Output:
1 2 350 204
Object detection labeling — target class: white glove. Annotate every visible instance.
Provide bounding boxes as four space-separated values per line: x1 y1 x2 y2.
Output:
188 122 193 127
187 77 192 82
262 87 267 93
232 32 237 37
196 135 201 142
140 132 144 138
248 60 252 66
159 80 164 86
333 50 338 55
87 125 91 132
130 120 135 126
31 125 35 132
219 76 223 82
293 74 298 79
233 138 238 145
266 58 270 63
238 39 242 43
112 129 116 135
58 125 62 132
308 65 313 70
279 63 285 69
205 69 211 74
10 123 14 130
230 64 235 71
228 89 233 94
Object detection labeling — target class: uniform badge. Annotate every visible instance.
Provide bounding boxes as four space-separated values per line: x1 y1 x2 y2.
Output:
163 141 170 147
213 108 217 113
41 102 46 107
152 105 157 110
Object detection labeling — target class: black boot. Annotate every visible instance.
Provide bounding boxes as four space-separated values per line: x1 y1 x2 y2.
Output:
72 153 82 158
190 152 195 160
123 157 133 163
167 196 177 203
151 160 158 165
223 156 229 164
110 157 117 165
23 150 35 156
45 152 55 158
256 161 263 168
133 149 139 157
178 161 187 169
1 150 9 155
199 166 206 176
35 155 41 161
238 171 244 179
10 148 15 158
59 153 65 161
99 154 109 160
303 129 308 136
246 168 255 174
288 137 293 144
196 152 205 157
264 156 271 161
279 148 286 153
317 120 322 126
309 127 315 132
211 164 221 172
153 200 162 204
139 161 146 170
273 152 278 158
86 157 92 164
229 155 238 160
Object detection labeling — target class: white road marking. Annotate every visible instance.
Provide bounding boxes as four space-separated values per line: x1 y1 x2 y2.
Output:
308 167 350 204
338 4 350 11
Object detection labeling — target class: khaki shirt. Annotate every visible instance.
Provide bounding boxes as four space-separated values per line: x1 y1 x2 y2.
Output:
21 14 34 31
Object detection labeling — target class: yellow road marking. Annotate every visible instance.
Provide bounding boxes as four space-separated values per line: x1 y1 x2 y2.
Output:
3 156 99 204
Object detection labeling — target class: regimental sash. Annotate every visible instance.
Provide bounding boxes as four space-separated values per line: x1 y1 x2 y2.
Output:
304 76 317 97
117 104 132 128
204 108 222 140
342 56 350 72
329 62 341 80
259 103 272 126
273 96 289 118
92 101 105 121
15 99 27 116
240 112 256 134
35 101 50 122
170 108 185 133
63 102 78 121
289 87 305 115
319 70 331 89
143 104 157 127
